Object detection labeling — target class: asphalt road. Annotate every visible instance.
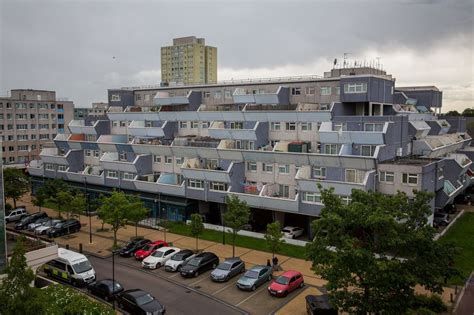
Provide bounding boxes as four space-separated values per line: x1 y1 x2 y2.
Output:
88 255 245 315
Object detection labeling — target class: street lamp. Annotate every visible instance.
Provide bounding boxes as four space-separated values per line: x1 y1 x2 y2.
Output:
112 249 116 310
83 177 92 244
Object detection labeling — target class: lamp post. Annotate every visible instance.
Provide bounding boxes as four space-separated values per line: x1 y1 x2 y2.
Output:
112 249 116 310
83 177 92 244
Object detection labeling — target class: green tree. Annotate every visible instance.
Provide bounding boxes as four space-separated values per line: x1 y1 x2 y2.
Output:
32 192 46 212
264 221 285 259
189 213 204 250
444 110 460 116
224 195 250 257
47 190 72 219
3 168 30 208
126 195 149 238
462 108 474 117
306 187 458 314
0 237 44 314
98 191 135 248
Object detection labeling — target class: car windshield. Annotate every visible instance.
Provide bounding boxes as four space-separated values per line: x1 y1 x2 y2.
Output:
107 282 122 291
244 270 259 279
19 216 30 223
151 251 164 258
187 258 201 267
44 221 54 227
72 260 93 274
282 229 291 233
275 276 290 285
217 263 232 270
171 253 186 261
135 293 154 306
53 222 63 228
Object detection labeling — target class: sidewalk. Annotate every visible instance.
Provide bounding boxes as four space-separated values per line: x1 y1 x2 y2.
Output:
15 194 457 311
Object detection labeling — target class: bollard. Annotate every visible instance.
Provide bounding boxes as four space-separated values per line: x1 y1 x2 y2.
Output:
450 293 454 303
79 243 83 253
66 244 69 250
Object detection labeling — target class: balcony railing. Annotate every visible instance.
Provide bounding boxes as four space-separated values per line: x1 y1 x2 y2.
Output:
181 158 238 183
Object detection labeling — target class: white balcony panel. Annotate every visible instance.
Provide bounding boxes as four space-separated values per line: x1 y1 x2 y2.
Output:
154 95 189 106
68 120 96 135
181 168 231 183
65 171 85 183
39 148 68 165
228 192 299 212
128 121 165 137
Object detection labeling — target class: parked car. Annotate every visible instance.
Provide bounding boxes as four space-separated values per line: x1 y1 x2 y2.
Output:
47 219 81 238
433 212 450 227
142 247 180 269
35 219 62 235
5 207 27 223
164 249 196 272
210 257 245 282
134 240 168 260
236 265 273 291
15 212 48 230
268 270 304 297
116 289 165 315
282 226 304 239
180 252 219 278
305 294 338 315
27 217 50 231
118 238 151 257
87 279 124 301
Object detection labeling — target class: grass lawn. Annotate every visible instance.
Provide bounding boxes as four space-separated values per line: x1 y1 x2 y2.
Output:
438 212 474 285
167 222 307 259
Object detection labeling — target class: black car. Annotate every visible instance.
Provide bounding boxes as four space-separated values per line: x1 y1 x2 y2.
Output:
180 252 219 278
116 289 165 315
433 212 450 228
15 212 48 230
47 219 81 237
87 279 124 301
118 238 151 257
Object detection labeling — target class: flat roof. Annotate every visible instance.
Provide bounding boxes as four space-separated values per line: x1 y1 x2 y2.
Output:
380 158 439 166
396 86 440 92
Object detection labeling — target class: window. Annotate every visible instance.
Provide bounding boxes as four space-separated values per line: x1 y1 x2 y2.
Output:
17 135 28 141
135 94 142 101
262 163 273 173
165 156 173 164
153 155 161 163
361 145 376 157
122 172 135 180
247 161 257 172
8 146 14 152
210 182 227 191
17 124 28 130
45 163 55 171
230 122 243 129
119 152 127 161
112 121 119 127
302 192 321 204
345 169 357 183
270 122 281 131
301 122 312 131
278 164 290 174
336 87 341 95
344 82 367 94
201 121 209 128
106 170 118 178
214 91 222 99
38 103 48 110
39 124 49 129
16 114 27 120
286 122 296 131
120 121 127 127
340 195 352 205
16 103 27 109
203 91 211 98
39 134 50 140
320 87 332 95
57 165 67 172
31 135 36 140
38 114 49 120
30 124 36 129
313 167 326 179
188 179 204 189
111 94 121 101
224 90 232 99
402 173 418 185
93 150 100 158
179 121 188 129
305 87 315 95
364 123 384 132
334 123 347 132
17 145 28 151
278 185 290 198
85 150 92 157
175 157 184 165
379 171 394 183
324 144 340 155
291 87 301 95
144 94 150 101
191 121 199 129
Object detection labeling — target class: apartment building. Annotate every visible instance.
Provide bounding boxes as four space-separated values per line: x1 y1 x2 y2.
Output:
74 102 109 120
27 66 472 238
161 36 217 85
1 90 74 165
0 154 6 273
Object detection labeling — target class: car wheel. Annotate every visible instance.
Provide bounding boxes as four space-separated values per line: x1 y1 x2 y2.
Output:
300 282 304 288
284 291 288 297
225 275 230 282
156 263 161 269
177 265 182 272
251 285 256 291
195 271 199 277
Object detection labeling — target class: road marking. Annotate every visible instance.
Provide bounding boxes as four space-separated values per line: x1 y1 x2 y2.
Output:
235 285 267 307
168 273 180 279
212 280 237 295
190 275 210 286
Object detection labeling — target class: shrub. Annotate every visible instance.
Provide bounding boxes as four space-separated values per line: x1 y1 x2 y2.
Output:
411 294 447 313
5 203 13 212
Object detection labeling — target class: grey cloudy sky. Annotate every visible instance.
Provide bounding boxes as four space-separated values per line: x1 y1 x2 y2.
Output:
1 0 473 111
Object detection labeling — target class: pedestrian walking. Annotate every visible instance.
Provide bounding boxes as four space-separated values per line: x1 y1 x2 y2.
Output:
272 256 279 271
267 259 271 267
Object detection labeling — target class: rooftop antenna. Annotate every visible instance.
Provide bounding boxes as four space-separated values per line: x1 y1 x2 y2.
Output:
343 53 349 68
376 57 381 70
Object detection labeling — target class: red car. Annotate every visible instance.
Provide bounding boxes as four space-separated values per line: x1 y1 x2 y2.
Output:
134 240 168 260
268 270 304 297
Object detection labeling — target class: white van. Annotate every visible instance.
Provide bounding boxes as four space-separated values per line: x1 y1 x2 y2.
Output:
43 248 96 286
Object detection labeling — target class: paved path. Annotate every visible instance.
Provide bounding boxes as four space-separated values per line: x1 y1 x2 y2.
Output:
455 273 474 315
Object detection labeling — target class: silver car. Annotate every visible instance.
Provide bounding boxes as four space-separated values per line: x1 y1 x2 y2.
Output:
35 219 62 235
236 265 273 291
210 257 245 282
27 217 50 231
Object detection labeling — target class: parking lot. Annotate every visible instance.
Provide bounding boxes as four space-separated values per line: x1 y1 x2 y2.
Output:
113 255 306 315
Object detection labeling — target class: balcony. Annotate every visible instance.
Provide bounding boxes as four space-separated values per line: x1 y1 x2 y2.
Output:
27 160 44 177
134 173 185 196
436 180 464 208
448 153 472 169
81 166 105 185
413 132 471 158
128 120 166 137
100 152 152 174
228 183 299 212
39 148 82 168
318 121 388 145
181 158 243 183
97 135 129 144
295 166 376 195
154 90 201 107
68 120 109 135
233 86 289 105
208 121 268 141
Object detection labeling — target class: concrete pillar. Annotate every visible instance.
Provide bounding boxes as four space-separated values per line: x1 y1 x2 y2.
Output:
273 211 285 225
